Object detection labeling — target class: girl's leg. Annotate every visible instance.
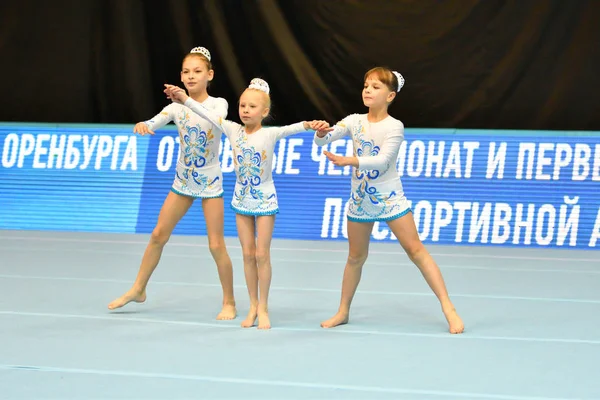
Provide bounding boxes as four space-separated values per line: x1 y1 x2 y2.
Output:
255 215 276 330
321 220 374 328
202 197 236 320
236 214 259 327
108 191 194 310
386 212 464 334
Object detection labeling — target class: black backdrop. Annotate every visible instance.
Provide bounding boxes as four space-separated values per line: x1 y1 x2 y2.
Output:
1 0 599 130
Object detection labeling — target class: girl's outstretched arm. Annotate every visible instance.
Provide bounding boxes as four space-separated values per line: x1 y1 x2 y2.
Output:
134 105 176 136
164 84 232 133
313 115 354 146
273 120 332 141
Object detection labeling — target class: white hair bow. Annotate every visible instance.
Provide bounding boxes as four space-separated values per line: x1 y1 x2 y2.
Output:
392 71 405 92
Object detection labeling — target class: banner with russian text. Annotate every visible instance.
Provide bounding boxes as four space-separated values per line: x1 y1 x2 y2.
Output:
1 123 599 249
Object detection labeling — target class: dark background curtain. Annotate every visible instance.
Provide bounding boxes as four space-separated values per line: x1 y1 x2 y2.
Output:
1 0 598 130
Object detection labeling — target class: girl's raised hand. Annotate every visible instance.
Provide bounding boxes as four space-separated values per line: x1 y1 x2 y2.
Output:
164 84 188 104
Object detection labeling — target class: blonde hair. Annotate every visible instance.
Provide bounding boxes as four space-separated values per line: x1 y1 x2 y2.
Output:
245 88 271 109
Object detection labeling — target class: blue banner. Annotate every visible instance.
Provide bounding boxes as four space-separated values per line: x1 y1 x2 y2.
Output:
1 123 599 249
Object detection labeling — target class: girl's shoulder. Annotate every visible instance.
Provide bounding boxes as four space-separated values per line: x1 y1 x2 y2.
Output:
385 115 404 129
204 96 228 109
337 113 363 126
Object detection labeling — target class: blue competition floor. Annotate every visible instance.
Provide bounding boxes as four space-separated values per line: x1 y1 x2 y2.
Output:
1 230 599 399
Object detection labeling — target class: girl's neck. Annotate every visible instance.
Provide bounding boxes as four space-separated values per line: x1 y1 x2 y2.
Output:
189 90 209 103
367 106 389 123
244 122 263 134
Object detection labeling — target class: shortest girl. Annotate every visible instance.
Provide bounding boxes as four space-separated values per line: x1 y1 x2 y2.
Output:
164 78 331 329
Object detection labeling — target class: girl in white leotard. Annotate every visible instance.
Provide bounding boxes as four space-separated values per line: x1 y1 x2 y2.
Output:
314 67 464 334
108 47 237 321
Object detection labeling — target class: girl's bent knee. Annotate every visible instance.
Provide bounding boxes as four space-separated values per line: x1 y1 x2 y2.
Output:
208 241 226 256
405 243 426 261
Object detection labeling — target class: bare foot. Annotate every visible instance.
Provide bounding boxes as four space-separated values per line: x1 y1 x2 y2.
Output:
443 307 464 334
108 289 146 310
320 312 349 328
216 304 237 320
241 307 257 328
257 311 271 330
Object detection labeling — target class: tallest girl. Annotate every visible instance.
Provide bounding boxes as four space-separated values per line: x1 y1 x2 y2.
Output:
108 47 236 320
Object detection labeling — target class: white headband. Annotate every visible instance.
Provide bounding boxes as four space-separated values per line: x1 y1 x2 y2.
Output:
392 71 405 92
248 78 270 94
190 46 211 61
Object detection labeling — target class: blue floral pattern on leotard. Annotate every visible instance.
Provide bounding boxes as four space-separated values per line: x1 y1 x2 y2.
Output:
168 108 222 197
176 167 220 192
350 120 400 218
356 146 380 181
232 134 272 208
182 126 207 168
177 110 216 169
237 147 263 187
351 179 397 219
354 120 382 181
